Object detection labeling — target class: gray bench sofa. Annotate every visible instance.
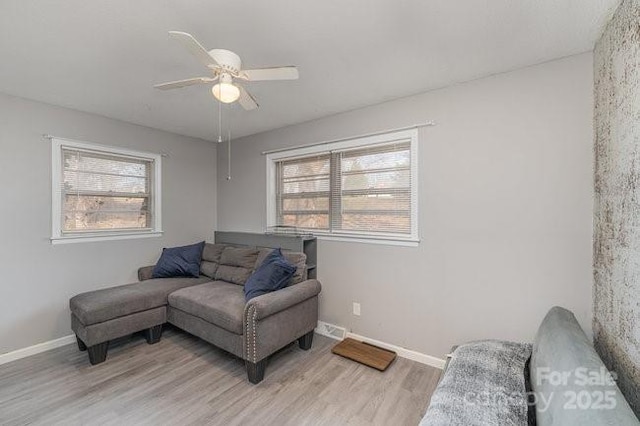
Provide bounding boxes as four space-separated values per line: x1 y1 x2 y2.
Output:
70 243 321 384
421 307 639 425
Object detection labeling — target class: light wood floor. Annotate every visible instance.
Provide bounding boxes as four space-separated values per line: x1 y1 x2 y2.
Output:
0 327 441 426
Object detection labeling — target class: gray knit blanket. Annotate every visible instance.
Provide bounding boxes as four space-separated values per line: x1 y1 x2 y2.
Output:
420 340 532 426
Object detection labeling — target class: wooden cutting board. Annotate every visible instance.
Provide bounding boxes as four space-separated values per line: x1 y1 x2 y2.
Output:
331 338 397 371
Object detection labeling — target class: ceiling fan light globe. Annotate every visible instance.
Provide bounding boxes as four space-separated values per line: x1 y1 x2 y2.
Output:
212 83 240 103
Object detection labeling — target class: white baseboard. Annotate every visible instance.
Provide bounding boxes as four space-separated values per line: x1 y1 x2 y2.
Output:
315 321 446 370
2 326 446 371
346 331 446 369
0 334 76 366
315 321 347 340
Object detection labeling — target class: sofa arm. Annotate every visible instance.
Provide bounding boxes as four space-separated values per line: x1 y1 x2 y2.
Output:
245 279 321 321
243 279 321 364
138 265 155 281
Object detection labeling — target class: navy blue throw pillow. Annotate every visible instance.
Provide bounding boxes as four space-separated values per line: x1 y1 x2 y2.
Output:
152 241 205 278
244 248 296 302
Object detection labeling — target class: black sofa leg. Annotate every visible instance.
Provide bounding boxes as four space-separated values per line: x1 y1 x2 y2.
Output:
144 324 163 344
87 342 109 365
246 359 267 384
298 331 314 350
76 336 87 352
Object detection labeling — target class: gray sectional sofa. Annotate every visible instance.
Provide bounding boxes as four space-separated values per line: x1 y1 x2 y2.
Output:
70 243 321 383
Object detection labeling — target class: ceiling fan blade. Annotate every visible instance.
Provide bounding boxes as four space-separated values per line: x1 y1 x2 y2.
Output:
154 77 216 90
240 66 299 81
168 31 218 68
238 85 259 110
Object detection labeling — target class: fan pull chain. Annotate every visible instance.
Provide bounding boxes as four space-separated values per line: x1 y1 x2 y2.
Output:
227 130 232 180
217 97 223 143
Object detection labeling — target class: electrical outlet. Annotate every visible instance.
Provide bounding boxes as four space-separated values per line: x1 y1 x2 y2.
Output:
353 302 361 316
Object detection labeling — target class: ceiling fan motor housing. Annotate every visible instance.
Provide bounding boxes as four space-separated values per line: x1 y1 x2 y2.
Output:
218 73 233 84
209 49 242 74
155 31 298 111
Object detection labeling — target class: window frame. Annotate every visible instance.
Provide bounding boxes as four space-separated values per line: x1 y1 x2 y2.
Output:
266 128 419 246
50 137 163 244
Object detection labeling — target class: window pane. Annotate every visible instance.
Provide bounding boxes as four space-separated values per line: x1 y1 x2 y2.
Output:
341 193 410 211
63 195 150 231
282 196 330 211
282 214 329 229
282 177 330 194
342 169 410 191
64 151 148 176
281 157 329 178
64 171 148 194
64 195 149 213
341 148 410 171
341 213 410 233
64 211 150 232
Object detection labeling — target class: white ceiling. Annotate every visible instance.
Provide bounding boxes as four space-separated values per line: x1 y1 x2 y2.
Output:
0 0 619 141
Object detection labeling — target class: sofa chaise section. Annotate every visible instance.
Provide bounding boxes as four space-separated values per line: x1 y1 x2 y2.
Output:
70 276 210 364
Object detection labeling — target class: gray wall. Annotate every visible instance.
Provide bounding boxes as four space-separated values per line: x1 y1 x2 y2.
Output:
593 0 640 415
0 93 216 354
217 53 595 358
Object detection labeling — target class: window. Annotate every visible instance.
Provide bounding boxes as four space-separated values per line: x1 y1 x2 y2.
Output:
267 129 418 245
51 137 162 244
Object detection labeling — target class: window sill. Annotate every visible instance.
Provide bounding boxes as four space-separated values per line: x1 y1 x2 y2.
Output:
314 233 419 247
51 231 163 245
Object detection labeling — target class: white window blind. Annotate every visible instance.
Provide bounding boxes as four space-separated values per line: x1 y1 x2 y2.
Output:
277 154 331 230
271 129 418 243
337 142 412 234
51 137 162 243
61 148 153 232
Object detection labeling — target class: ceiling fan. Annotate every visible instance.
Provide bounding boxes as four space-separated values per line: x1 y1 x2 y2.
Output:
154 31 299 110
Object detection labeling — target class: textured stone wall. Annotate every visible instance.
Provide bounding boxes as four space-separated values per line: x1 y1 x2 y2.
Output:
593 0 640 417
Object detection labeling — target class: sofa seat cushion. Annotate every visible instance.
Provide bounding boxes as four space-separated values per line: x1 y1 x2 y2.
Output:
70 276 211 326
168 281 245 334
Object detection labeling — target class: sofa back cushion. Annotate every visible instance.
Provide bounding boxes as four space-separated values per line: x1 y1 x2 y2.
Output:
530 306 639 426
256 248 307 285
200 243 226 278
214 246 260 285
201 244 307 286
